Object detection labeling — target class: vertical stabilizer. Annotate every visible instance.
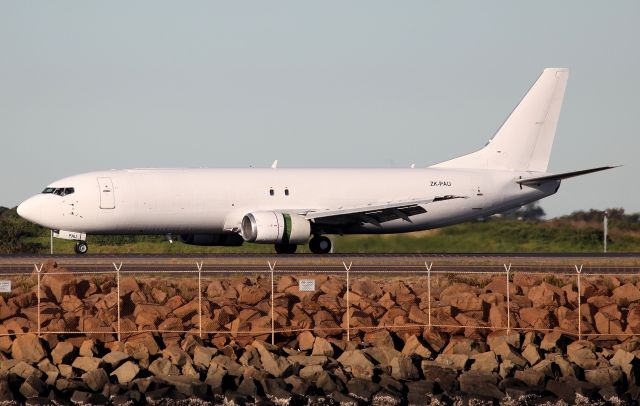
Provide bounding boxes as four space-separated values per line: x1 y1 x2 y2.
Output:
432 68 569 172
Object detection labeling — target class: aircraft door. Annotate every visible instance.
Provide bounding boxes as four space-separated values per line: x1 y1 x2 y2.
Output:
97 177 115 209
470 185 486 211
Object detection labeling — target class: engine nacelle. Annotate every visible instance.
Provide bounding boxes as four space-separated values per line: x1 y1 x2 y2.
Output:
241 211 311 244
179 233 244 246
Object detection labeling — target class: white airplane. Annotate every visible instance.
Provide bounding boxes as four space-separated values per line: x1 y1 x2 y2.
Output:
17 68 614 254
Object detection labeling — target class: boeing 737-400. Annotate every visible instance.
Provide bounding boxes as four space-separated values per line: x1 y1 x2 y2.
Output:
17 68 615 254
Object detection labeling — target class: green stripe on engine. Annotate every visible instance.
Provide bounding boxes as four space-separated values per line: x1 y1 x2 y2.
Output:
282 213 292 244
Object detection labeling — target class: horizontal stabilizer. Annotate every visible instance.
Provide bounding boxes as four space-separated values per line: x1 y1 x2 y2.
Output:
517 166 618 185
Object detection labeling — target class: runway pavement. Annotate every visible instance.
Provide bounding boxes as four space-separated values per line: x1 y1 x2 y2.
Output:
0 253 639 273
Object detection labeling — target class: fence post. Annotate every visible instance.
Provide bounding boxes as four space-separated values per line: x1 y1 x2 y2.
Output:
113 262 123 342
268 261 277 345
425 262 433 330
196 261 204 339
504 263 512 335
575 264 583 340
34 264 43 337
343 262 352 341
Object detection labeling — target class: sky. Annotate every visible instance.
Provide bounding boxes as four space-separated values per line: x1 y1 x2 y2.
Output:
0 1 638 218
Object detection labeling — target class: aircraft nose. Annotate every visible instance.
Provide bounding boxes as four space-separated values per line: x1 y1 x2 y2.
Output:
17 196 41 223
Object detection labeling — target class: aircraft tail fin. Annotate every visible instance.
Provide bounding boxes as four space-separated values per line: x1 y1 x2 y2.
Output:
432 68 569 172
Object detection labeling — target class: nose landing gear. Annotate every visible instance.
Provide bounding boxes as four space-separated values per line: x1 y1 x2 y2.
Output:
74 241 89 254
309 235 332 254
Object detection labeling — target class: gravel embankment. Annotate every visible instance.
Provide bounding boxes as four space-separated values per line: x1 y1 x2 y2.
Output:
0 260 638 404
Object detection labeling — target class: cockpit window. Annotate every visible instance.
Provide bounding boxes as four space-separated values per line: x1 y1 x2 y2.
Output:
43 187 75 196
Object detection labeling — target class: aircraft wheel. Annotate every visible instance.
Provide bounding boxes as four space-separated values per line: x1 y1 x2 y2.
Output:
309 236 332 254
74 241 89 255
275 243 297 254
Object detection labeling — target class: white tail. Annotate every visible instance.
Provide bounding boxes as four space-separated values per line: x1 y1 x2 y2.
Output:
432 68 569 172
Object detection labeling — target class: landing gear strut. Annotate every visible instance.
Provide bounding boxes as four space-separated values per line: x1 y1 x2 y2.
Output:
275 243 297 254
309 235 332 254
74 241 88 254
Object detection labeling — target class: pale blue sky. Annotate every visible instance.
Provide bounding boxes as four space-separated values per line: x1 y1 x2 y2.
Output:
1 1 637 218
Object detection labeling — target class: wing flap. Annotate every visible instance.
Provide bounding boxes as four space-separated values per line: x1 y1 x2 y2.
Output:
305 195 467 225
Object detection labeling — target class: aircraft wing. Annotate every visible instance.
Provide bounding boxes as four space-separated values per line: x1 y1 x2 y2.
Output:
517 166 618 186
304 195 467 226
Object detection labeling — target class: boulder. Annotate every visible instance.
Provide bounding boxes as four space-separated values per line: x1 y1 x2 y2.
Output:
72 356 102 372
492 341 527 368
238 285 269 306
173 300 199 320
528 282 565 309
594 310 624 336
82 368 109 391
297 331 315 351
390 355 420 380
252 340 293 378
11 334 46 363
584 366 624 388
19 375 46 398
299 364 324 380
401 335 432 359
102 351 130 368
162 344 190 367
119 277 140 296
435 354 468 370
337 350 375 380
111 360 140 384
610 348 635 367
41 270 76 303
540 331 564 352
311 336 334 357
151 288 167 304
79 339 97 357
443 336 484 355
351 279 383 299
51 341 75 365
193 346 217 368
514 369 546 387
520 307 554 329
158 375 207 398
488 304 509 328
440 292 485 312
363 329 394 347
567 340 598 370
470 351 499 373
521 344 541 366
459 371 504 400
149 358 180 376
346 378 381 402
612 283 640 303
484 277 519 296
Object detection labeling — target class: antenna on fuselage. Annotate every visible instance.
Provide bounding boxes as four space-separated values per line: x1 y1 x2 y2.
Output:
271 160 278 169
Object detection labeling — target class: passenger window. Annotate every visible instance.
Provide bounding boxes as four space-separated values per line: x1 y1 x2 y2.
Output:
269 188 274 196
285 188 289 196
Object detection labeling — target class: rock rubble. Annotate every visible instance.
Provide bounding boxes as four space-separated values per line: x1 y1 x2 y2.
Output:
0 261 638 403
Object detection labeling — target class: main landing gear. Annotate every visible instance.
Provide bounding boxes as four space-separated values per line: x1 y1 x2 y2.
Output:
274 243 297 254
74 241 89 254
273 236 332 254
309 235 332 254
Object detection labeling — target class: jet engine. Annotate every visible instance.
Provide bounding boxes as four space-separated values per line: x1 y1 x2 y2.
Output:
179 233 244 246
241 211 311 244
